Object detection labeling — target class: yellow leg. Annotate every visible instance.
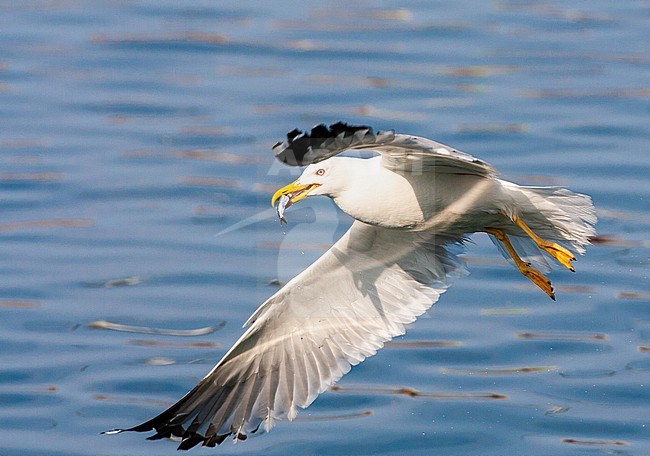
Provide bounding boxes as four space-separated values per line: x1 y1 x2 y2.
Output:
510 215 576 272
485 228 555 300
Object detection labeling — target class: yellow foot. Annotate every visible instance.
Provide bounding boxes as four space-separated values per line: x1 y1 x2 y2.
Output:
485 228 556 300
537 240 575 272
510 215 576 272
519 262 555 300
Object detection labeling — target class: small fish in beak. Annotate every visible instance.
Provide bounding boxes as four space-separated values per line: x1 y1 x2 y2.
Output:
276 194 292 224
272 181 322 225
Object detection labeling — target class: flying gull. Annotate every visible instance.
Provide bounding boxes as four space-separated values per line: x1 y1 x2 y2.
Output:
105 122 596 450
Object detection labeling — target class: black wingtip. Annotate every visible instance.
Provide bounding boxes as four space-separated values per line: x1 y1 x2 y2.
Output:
177 434 206 451
273 121 376 166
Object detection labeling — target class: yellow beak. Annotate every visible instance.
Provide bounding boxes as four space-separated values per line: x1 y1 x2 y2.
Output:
271 181 320 206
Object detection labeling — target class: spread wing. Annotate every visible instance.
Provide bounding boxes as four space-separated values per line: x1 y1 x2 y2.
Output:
110 221 466 449
273 121 497 176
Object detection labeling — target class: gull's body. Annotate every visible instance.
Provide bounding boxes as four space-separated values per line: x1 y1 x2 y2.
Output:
106 123 596 450
324 156 504 232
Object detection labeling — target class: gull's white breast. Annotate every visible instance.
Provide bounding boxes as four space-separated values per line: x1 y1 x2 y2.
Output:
331 156 505 234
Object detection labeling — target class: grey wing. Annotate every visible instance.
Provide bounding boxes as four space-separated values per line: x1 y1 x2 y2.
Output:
273 121 496 176
113 221 466 449
375 134 497 176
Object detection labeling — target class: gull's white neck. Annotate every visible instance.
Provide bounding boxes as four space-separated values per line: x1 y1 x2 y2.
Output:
329 156 427 229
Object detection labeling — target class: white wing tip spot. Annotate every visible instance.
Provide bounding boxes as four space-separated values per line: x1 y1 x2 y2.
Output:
264 408 275 432
287 403 298 421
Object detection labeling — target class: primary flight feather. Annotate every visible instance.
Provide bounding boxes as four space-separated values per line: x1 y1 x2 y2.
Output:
105 122 596 450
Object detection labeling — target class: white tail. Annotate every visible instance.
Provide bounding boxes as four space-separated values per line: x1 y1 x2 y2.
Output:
493 181 597 272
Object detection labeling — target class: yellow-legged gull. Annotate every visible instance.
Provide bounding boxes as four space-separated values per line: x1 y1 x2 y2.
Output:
105 122 596 450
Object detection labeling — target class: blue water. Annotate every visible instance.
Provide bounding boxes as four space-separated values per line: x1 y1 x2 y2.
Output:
1 1 648 454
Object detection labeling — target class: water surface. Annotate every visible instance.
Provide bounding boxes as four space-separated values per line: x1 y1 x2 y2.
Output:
0 1 648 454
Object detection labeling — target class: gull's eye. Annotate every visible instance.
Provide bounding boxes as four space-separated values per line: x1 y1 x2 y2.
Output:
315 168 325 176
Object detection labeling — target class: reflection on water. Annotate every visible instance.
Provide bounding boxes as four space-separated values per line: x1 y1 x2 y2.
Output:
0 1 648 454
